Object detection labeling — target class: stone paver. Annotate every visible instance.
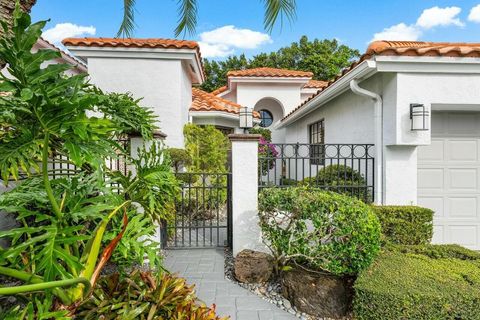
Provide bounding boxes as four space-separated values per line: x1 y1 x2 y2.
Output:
164 248 297 320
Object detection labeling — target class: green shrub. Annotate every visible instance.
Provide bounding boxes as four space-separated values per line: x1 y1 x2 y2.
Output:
250 127 272 141
167 148 192 172
354 245 480 320
372 205 434 245
258 187 381 275
301 165 371 202
183 124 228 173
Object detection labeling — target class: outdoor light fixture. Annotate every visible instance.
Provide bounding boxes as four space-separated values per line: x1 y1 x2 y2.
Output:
239 107 253 133
410 103 429 131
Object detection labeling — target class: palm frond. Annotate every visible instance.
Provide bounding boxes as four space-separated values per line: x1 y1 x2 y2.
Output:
116 0 136 38
263 0 297 33
174 0 198 37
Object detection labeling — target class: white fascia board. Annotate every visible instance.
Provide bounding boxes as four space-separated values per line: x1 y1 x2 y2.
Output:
375 56 480 74
277 60 377 128
66 46 204 83
228 77 311 85
189 111 261 123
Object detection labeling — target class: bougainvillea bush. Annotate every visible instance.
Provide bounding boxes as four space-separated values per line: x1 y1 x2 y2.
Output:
251 127 278 174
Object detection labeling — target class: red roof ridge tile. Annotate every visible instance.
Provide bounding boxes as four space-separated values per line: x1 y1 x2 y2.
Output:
304 79 329 89
211 85 228 95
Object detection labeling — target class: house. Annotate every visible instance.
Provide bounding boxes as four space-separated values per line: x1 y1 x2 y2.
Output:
63 37 480 250
277 41 480 249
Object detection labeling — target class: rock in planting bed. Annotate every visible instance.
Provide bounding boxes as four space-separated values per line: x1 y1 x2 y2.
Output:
224 248 352 320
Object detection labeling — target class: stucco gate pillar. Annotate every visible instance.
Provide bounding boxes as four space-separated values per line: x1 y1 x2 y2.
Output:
229 134 268 256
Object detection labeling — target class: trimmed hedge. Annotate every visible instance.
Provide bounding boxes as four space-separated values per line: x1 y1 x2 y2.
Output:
372 205 433 245
354 245 480 320
258 187 381 275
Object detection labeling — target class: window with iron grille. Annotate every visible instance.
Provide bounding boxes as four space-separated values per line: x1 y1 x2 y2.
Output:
309 119 325 165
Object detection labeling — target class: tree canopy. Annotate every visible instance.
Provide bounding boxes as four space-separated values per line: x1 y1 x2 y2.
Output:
200 36 360 92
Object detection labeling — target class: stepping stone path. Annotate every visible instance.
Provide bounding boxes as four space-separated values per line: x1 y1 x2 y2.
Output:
164 248 297 320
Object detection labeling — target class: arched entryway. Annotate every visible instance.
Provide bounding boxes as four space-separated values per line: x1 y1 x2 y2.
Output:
254 97 285 143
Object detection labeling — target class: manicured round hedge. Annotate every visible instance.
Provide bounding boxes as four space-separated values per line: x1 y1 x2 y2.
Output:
258 187 381 275
354 245 480 320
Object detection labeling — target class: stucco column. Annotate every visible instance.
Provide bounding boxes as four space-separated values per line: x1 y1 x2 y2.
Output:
229 134 268 256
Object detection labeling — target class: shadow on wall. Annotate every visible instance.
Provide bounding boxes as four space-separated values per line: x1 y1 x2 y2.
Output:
254 97 285 143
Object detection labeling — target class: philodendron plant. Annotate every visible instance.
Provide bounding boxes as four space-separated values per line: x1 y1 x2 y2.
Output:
0 2 178 315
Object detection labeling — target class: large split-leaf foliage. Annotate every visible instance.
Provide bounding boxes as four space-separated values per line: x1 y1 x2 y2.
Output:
0 3 180 317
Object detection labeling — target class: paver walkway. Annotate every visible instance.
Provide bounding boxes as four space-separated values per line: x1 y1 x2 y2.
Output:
164 248 297 320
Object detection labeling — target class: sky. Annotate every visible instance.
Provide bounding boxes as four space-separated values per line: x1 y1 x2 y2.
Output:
31 1 480 59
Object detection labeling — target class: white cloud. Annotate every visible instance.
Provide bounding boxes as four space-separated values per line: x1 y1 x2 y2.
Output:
198 42 234 58
42 23 96 45
370 6 466 44
198 25 272 58
416 6 464 29
468 4 480 23
371 23 422 42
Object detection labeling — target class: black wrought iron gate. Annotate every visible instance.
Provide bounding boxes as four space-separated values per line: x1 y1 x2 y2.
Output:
162 172 232 249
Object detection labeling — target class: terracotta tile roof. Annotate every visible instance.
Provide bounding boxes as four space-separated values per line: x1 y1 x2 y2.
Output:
227 67 313 78
191 88 260 118
304 79 329 89
282 40 480 122
62 37 204 79
366 40 480 57
62 37 199 50
211 85 228 95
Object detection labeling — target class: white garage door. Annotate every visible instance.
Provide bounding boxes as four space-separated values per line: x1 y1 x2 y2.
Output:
418 112 480 250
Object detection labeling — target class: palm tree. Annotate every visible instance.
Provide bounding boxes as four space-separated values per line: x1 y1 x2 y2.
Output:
117 0 297 37
1 0 296 39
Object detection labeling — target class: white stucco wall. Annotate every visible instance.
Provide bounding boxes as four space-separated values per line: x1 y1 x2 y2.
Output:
236 82 303 116
87 57 189 147
284 75 388 145
254 97 286 143
393 73 480 146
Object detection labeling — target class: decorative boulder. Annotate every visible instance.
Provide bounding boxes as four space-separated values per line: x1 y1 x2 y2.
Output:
281 267 351 318
234 250 274 283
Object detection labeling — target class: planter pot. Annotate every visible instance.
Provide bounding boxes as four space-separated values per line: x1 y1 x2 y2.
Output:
281 266 351 318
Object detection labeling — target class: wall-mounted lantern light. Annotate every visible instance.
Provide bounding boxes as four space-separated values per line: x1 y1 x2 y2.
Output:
410 103 429 131
239 107 253 133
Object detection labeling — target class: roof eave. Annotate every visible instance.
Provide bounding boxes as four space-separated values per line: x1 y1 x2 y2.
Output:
65 45 204 84
277 60 378 129
189 110 261 122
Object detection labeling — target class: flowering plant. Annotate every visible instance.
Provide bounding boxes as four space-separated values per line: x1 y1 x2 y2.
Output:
258 136 278 174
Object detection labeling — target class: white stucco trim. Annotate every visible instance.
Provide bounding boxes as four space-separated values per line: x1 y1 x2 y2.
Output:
375 56 480 74
277 60 378 128
189 111 261 123
229 77 310 85
66 46 204 83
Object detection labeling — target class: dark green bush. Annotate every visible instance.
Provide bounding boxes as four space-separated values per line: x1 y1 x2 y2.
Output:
301 165 371 202
250 127 272 141
354 245 480 320
372 206 434 245
258 187 381 275
167 148 192 172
